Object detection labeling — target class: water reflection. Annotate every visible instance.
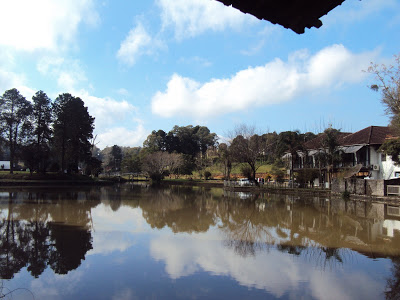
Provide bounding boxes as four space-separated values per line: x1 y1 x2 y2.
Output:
0 185 399 299
0 188 99 279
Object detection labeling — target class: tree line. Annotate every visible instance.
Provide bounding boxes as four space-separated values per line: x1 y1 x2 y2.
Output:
0 88 345 183
0 88 95 174
103 123 330 183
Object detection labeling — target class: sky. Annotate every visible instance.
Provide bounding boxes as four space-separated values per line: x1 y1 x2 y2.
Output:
0 0 399 149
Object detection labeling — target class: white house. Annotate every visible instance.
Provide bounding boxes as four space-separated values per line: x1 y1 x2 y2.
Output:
288 126 400 185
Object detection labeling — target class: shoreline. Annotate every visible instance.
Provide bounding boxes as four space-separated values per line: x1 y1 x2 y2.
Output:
1 178 400 204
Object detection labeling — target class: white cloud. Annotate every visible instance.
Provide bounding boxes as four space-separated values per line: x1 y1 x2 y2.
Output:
151 44 377 118
116 22 164 67
79 92 137 128
178 56 212 67
0 55 36 99
150 233 383 299
0 0 99 51
157 0 256 39
37 57 87 91
96 125 149 149
37 57 147 149
117 88 130 96
324 0 400 24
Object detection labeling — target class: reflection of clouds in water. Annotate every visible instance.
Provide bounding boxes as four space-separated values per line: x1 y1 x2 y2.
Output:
89 231 137 256
112 288 138 300
30 268 85 300
91 204 150 233
150 234 383 299
309 271 381 300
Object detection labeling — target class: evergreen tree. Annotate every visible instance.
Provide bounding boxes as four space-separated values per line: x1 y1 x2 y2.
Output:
31 90 53 173
0 88 32 173
52 93 94 173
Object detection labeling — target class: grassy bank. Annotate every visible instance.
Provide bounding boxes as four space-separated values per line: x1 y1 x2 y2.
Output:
0 171 114 186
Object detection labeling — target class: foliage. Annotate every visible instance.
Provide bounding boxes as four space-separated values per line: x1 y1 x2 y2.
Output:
240 165 253 179
278 130 304 184
110 145 123 171
229 126 264 182
122 151 142 174
218 142 232 179
142 152 183 181
380 139 400 165
270 165 286 183
84 156 103 176
204 170 212 180
31 90 53 173
142 125 217 176
367 53 400 132
0 88 33 173
52 93 94 173
296 168 319 187
143 125 217 157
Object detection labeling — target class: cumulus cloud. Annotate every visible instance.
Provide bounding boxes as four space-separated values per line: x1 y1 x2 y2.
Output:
96 125 149 149
68 90 148 148
37 56 87 91
0 0 99 51
151 44 377 118
157 0 256 39
76 91 136 127
36 57 147 148
116 22 164 66
150 233 383 298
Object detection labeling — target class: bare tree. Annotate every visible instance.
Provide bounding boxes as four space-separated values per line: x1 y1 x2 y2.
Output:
367 53 400 131
229 125 265 183
367 53 400 163
142 152 183 181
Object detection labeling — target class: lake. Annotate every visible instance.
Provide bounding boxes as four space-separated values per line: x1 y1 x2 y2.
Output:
0 184 399 299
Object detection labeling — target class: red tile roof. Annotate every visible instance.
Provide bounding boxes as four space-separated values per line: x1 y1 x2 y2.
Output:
303 126 395 150
304 132 351 150
340 126 394 146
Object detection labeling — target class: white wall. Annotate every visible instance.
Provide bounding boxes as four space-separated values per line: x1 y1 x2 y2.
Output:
0 161 10 170
380 152 400 180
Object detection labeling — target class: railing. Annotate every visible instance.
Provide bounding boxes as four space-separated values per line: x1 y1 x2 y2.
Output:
224 180 328 190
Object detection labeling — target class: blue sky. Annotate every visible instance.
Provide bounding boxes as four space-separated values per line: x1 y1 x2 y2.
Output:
0 0 399 149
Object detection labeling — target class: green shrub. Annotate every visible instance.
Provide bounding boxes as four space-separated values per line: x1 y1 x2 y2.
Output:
204 171 212 180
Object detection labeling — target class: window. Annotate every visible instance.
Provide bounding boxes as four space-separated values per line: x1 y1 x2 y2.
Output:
382 153 386 162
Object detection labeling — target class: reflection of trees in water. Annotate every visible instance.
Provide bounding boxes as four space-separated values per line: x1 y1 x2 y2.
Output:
0 280 35 299
139 186 217 233
217 193 386 268
219 197 275 257
0 219 92 279
48 223 92 274
0 189 99 279
122 185 396 263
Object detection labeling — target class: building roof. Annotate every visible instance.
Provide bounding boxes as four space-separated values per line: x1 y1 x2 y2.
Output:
340 126 394 146
304 126 395 150
304 131 351 150
215 0 346 34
